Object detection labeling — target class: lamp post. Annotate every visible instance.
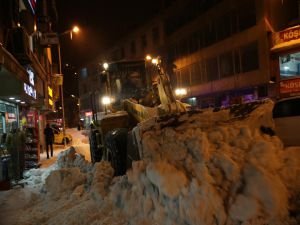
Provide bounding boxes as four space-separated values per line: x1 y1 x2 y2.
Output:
57 26 80 147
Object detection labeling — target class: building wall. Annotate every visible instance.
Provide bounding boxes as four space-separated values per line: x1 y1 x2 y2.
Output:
105 17 165 61
80 0 300 111
162 0 291 106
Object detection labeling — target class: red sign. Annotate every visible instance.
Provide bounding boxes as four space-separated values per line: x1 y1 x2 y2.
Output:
7 113 16 119
280 26 300 42
280 78 300 95
85 111 92 116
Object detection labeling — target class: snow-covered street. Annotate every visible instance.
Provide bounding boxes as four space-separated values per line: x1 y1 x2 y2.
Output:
0 100 299 225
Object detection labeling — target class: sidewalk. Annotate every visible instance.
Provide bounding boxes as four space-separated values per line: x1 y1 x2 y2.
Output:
39 144 70 168
38 128 91 169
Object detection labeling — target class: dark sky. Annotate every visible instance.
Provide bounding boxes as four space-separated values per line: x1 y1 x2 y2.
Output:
55 0 162 69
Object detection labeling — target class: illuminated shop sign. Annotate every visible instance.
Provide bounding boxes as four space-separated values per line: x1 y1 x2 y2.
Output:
26 67 35 86
85 111 92 116
48 86 53 97
280 78 300 96
272 25 300 48
24 83 37 99
7 113 16 119
280 26 300 42
48 86 53 106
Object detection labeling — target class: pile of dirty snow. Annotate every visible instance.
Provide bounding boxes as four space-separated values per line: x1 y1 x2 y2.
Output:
107 100 299 225
1 100 299 225
23 146 91 189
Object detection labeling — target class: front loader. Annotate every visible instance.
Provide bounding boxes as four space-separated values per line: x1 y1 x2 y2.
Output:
89 58 189 176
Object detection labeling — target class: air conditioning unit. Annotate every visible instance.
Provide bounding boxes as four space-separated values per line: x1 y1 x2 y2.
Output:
6 27 32 64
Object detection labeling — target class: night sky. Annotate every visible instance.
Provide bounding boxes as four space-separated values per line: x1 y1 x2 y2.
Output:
55 0 162 69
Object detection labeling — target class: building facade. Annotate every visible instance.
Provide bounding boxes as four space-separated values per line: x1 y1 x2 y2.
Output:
79 0 300 121
165 0 300 107
0 0 59 168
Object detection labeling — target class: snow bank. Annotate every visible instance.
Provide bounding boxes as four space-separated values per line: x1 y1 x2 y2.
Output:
56 146 92 172
107 100 299 225
1 100 299 225
22 146 92 190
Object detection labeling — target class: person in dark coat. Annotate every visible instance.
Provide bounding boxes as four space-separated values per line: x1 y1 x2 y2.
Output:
44 124 54 159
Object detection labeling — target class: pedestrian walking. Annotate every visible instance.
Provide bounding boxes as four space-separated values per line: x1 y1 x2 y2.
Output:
44 124 54 159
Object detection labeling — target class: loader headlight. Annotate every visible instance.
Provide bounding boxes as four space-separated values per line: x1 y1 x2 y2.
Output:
101 96 111 105
175 88 187 96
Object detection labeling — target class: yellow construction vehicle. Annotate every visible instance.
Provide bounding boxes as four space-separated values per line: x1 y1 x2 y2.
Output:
89 57 189 175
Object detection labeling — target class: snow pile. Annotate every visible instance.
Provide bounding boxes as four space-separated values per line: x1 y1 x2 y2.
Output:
1 100 299 225
44 167 87 199
90 161 114 201
107 100 299 225
23 146 92 189
41 147 92 198
68 128 89 145
56 146 92 172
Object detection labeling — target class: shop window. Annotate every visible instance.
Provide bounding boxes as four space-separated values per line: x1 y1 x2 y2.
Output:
219 51 234 78
241 42 259 72
206 57 219 81
279 52 300 80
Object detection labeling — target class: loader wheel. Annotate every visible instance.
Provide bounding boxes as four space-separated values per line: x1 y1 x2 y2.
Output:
105 128 128 176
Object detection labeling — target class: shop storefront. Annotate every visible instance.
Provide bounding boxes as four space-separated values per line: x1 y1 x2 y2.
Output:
187 85 268 109
0 100 18 138
0 44 40 187
271 25 300 98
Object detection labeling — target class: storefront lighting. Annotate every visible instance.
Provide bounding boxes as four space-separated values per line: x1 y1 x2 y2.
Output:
15 99 21 102
284 66 289 70
21 101 26 104
9 97 15 100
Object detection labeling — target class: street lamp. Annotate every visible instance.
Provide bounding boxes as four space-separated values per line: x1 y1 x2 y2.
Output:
57 25 80 146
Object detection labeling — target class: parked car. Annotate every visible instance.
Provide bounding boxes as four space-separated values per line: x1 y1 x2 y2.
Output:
272 97 300 147
50 125 72 145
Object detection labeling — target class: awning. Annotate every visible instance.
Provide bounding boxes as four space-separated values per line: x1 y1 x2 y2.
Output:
271 38 300 52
